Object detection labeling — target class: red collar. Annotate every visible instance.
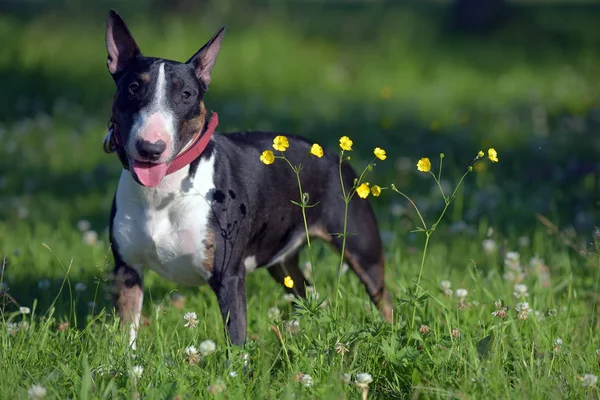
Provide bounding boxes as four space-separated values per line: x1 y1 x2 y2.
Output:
104 111 219 175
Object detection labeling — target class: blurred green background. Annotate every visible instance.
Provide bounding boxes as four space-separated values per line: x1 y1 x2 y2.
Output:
1 0 600 266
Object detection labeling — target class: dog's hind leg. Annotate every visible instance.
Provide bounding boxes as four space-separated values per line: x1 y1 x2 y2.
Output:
326 194 394 323
267 252 311 298
113 263 143 350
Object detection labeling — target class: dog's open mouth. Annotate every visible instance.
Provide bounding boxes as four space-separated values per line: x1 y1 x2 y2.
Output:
130 160 169 188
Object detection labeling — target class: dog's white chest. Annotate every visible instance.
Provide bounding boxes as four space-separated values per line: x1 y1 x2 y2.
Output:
113 158 215 285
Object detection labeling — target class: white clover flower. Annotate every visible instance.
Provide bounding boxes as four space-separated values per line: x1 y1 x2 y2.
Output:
444 288 453 297
185 346 198 356
482 239 498 254
342 373 351 384
285 319 300 334
529 256 544 269
513 284 529 298
77 219 91 232
300 374 314 387
554 338 563 346
27 384 47 400
306 286 320 299
268 307 281 320
516 302 532 320
75 282 87 292
82 230 98 246
548 309 558 317
6 322 18 336
440 280 451 291
132 365 143 379
37 279 50 290
199 340 216 356
582 374 598 387
355 373 373 389
282 293 296 303
455 289 468 300
229 371 238 378
518 236 530 247
183 311 198 328
20 306 31 315
505 251 520 263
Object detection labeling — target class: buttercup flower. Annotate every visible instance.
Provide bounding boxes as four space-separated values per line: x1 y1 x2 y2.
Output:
284 276 294 288
416 158 431 172
371 185 382 197
373 147 387 160
488 148 498 163
273 136 289 152
310 143 324 158
356 183 370 199
339 136 353 151
260 150 275 165
477 150 484 158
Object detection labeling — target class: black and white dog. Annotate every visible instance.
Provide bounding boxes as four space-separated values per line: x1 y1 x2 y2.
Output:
104 10 393 348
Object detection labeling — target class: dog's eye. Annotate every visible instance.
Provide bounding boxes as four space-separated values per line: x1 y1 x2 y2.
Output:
182 90 191 100
128 82 140 95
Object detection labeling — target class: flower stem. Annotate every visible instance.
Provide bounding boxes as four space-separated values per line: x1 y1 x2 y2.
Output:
334 151 349 318
410 231 431 331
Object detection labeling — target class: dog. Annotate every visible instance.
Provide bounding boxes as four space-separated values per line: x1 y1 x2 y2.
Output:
104 10 393 348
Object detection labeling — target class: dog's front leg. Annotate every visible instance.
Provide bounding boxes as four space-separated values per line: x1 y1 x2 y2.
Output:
113 264 144 350
210 270 247 347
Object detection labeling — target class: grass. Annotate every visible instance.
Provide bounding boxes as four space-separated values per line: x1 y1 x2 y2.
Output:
1 1 600 398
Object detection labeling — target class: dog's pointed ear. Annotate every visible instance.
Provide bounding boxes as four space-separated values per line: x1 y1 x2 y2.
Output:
106 10 141 76
186 26 226 87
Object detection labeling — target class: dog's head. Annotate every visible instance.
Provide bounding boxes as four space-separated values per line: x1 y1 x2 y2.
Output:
105 10 225 187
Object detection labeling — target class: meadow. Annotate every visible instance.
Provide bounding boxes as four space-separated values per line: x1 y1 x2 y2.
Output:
1 1 600 398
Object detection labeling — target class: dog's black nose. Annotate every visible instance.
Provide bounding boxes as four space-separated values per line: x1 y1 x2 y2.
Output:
136 139 167 160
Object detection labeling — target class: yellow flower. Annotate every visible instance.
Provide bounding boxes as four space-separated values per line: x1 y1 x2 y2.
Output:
339 136 353 151
373 147 387 161
380 86 392 99
416 158 431 172
283 276 294 288
260 150 275 165
310 143 324 158
488 148 499 163
356 182 370 199
273 136 289 152
478 150 484 158
371 185 382 197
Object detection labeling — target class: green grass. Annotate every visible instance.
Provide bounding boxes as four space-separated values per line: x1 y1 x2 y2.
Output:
1 2 600 399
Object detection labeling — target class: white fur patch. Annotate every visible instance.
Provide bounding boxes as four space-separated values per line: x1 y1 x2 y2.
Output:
113 152 216 285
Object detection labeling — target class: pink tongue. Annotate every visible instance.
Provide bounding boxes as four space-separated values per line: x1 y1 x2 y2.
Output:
132 161 169 187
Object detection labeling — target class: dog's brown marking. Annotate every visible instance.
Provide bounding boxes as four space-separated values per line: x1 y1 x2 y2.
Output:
179 102 206 147
202 229 215 273
113 266 143 326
